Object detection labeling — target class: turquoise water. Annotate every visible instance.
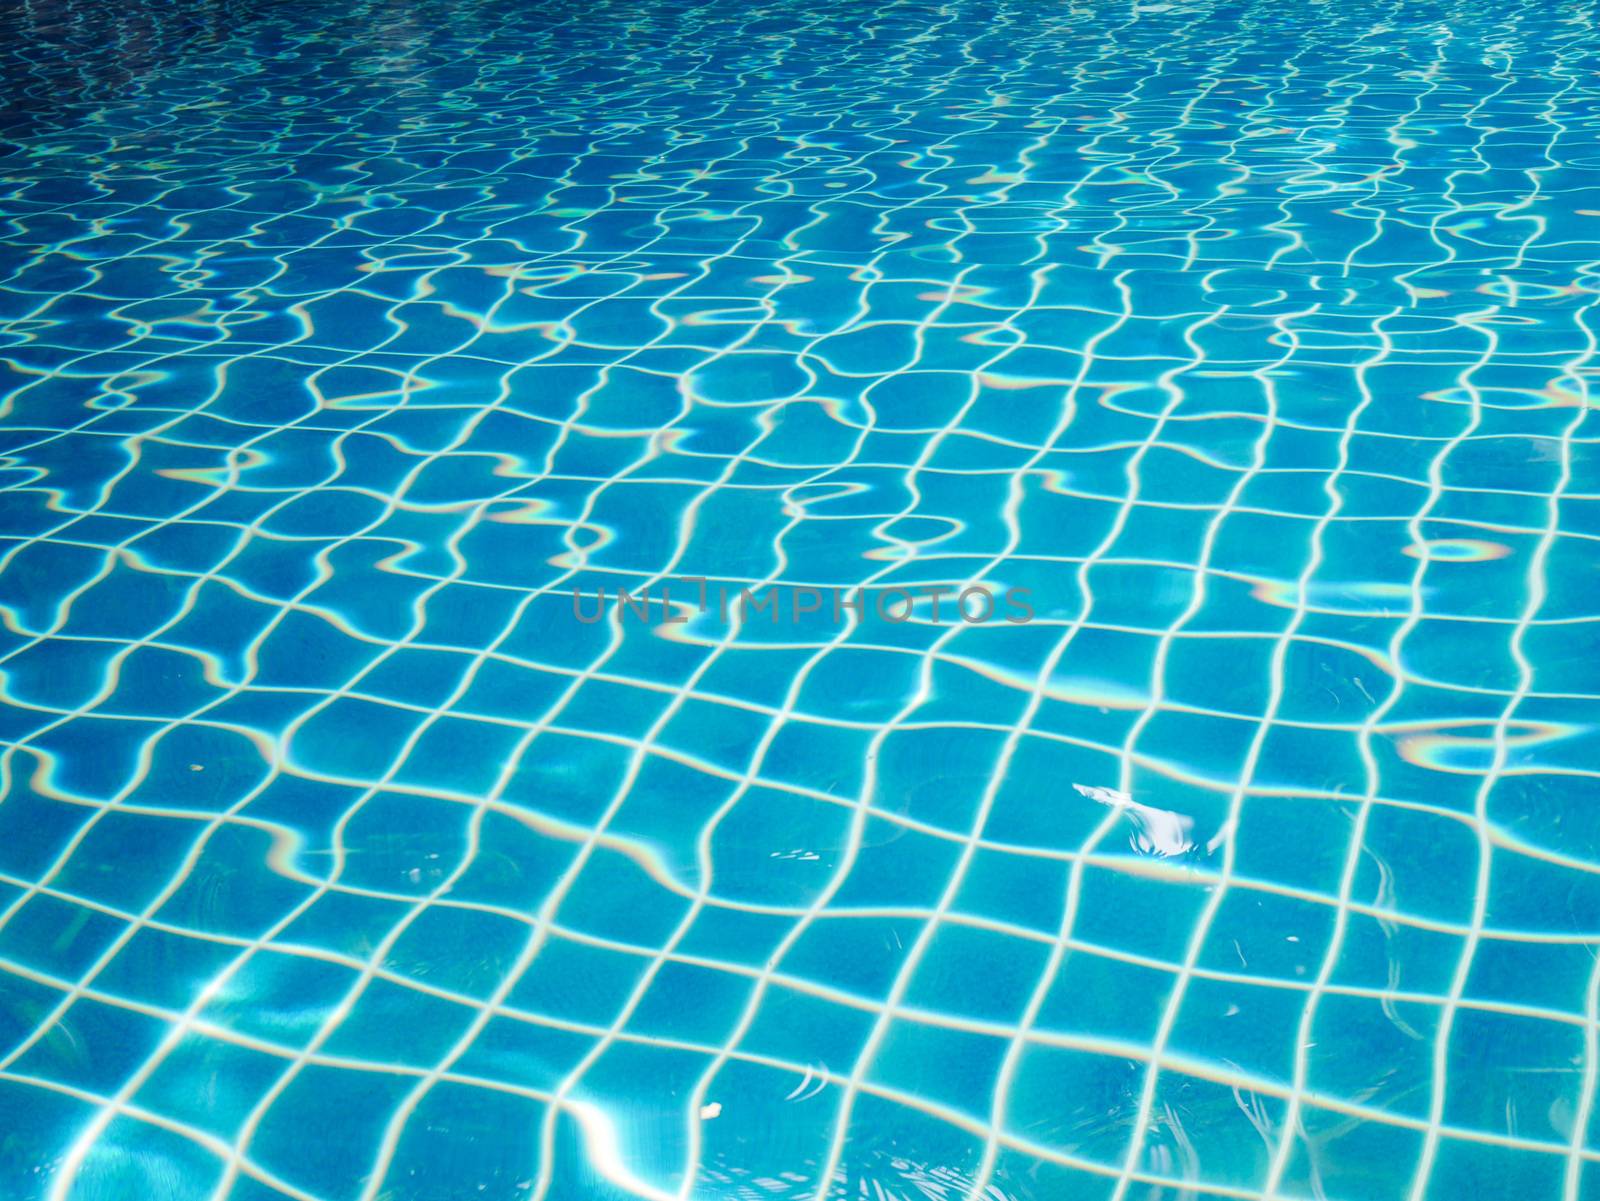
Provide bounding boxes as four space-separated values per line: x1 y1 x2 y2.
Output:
2 0 1600 1197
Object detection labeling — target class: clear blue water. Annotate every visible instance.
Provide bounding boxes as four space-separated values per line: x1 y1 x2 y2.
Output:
2 0 1600 1198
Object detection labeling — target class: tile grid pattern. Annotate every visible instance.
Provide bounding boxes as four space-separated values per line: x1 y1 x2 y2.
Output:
1 0 1599 1199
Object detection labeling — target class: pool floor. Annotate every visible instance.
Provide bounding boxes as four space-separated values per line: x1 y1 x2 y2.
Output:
2 0 1600 1198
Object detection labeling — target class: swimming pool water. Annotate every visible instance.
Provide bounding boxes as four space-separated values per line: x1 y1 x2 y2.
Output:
2 0 1599 1198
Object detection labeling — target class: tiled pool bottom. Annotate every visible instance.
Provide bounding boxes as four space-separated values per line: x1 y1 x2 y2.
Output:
3 0 1600 1198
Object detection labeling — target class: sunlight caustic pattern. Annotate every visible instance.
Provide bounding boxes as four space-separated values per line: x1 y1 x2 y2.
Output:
2 0 1600 1198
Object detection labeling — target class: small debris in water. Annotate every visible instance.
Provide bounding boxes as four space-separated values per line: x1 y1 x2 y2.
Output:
699 1102 721 1120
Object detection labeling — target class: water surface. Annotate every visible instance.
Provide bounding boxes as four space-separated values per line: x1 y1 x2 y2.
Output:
1 0 1599 1199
